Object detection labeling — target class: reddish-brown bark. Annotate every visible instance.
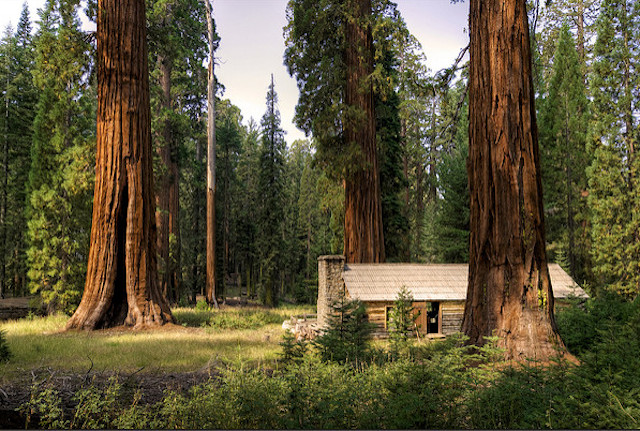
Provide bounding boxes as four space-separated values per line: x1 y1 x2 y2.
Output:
463 0 567 361
66 0 174 330
343 0 385 264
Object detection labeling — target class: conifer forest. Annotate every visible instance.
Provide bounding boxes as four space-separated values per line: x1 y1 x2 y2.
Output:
1 0 640 429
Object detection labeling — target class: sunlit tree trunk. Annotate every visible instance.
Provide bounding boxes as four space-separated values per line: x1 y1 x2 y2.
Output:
66 0 173 329
204 0 219 308
343 0 385 264
463 0 568 361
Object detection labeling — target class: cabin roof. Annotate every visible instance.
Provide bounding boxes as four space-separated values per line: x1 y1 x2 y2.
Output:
343 263 588 302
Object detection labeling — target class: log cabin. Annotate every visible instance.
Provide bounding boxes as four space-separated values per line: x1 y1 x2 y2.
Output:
317 255 588 338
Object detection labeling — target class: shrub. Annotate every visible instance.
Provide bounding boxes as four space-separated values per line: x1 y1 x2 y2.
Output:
279 330 307 367
388 286 418 358
313 297 374 366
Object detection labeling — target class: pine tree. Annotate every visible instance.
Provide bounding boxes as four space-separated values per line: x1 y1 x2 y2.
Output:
432 96 469 263
376 47 410 262
0 5 38 299
257 76 286 307
215 99 243 299
587 0 640 297
538 24 591 282
147 0 209 303
27 0 95 313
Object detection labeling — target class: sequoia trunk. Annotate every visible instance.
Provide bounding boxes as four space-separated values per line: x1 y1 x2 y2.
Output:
66 0 174 329
343 0 385 264
463 0 567 361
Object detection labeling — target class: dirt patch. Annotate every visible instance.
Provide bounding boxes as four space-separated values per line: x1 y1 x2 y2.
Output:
0 367 221 429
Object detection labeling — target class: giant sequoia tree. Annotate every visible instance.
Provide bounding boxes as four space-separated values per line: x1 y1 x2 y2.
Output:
284 0 385 263
463 0 567 361
67 0 173 329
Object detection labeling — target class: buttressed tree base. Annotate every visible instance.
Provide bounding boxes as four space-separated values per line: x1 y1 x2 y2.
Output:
66 0 174 330
463 0 570 362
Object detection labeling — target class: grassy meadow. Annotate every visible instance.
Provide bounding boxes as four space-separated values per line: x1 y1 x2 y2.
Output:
0 303 314 382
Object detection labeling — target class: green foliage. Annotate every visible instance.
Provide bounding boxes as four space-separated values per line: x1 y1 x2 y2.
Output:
587 0 640 297
388 286 417 357
26 0 95 314
174 306 286 330
377 52 410 262
21 385 68 429
279 330 307 366
432 99 469 263
257 77 287 307
539 24 591 282
0 4 38 298
313 297 374 366
0 330 10 362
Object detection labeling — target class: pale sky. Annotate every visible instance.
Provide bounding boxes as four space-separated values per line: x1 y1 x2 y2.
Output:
1 0 469 144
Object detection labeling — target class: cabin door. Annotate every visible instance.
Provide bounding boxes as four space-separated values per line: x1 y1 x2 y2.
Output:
426 302 440 334
412 302 428 335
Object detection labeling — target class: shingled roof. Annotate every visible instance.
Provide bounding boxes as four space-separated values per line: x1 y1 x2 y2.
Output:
343 263 588 302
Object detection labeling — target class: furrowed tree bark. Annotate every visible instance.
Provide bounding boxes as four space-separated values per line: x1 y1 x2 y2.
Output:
204 0 219 308
343 0 385 264
66 0 174 330
463 0 568 361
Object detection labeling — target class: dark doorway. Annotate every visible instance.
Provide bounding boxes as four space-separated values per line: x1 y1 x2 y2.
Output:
426 302 440 334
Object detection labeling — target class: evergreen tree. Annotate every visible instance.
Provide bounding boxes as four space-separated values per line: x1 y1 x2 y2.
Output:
257 76 286 306
26 0 95 313
376 48 410 262
431 97 469 264
538 24 591 282
215 99 243 299
0 5 38 299
587 0 640 297
147 0 208 303
234 119 260 298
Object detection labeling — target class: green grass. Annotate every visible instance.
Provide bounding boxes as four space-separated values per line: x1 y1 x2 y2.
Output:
0 304 314 383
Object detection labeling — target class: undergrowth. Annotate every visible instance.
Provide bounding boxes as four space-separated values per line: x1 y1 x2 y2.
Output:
10 294 640 429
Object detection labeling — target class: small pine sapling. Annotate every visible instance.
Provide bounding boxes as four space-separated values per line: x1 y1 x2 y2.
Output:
388 286 418 358
314 293 374 366
279 330 307 366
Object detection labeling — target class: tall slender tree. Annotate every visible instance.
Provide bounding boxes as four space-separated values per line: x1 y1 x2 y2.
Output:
538 25 590 281
203 0 219 307
587 0 640 297
463 0 568 361
67 0 173 329
147 0 208 303
257 75 286 306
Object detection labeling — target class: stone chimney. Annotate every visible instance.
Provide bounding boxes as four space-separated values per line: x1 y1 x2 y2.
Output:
317 255 346 328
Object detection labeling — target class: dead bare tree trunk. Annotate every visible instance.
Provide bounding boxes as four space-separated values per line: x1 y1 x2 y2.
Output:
66 0 174 330
204 0 219 308
343 0 385 264
463 0 568 361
